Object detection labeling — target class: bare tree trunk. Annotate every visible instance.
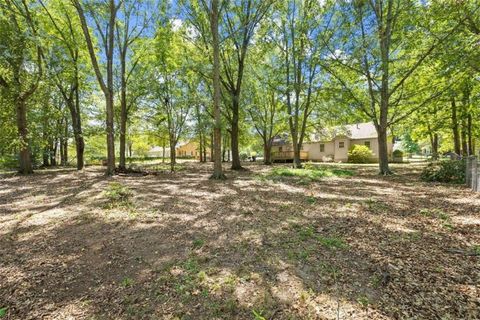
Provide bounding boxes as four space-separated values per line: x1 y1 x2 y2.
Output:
169 140 176 172
467 113 473 156
264 138 272 165
377 126 390 175
210 0 225 179
119 51 127 170
16 98 33 174
461 118 468 157
51 139 57 166
432 133 439 160
230 100 242 169
451 98 461 155
162 140 165 163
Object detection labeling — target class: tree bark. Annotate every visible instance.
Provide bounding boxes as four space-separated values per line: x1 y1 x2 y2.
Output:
467 113 473 156
119 49 127 170
451 98 461 155
16 98 33 174
210 0 225 179
263 138 272 165
169 140 176 172
230 99 242 169
377 126 390 175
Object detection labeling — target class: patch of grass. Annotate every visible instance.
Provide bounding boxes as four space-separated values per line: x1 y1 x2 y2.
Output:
121 277 133 287
252 309 267 320
262 165 354 184
473 245 480 255
297 225 315 240
305 196 317 204
192 238 205 249
317 236 348 249
104 182 133 208
357 296 370 309
419 208 453 230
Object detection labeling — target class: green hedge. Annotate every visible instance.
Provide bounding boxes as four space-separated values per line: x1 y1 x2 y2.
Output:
348 145 373 163
420 160 465 184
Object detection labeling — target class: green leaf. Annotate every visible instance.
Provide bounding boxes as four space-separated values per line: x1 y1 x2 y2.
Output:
0 307 8 317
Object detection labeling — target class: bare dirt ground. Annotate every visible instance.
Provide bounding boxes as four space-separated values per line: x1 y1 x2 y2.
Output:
0 162 479 320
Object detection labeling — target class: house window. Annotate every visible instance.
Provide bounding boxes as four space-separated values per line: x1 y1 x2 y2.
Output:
364 141 371 148
320 144 325 152
339 141 345 148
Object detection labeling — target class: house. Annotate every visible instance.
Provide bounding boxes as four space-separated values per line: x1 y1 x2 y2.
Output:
176 141 211 160
271 122 393 162
147 146 171 158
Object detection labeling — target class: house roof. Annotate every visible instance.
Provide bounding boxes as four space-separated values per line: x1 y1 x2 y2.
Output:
311 122 378 142
272 122 379 145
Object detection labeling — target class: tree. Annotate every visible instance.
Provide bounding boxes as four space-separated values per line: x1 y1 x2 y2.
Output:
219 0 272 170
148 22 193 172
115 0 155 171
40 0 88 170
209 0 225 179
0 0 43 174
324 1 459 174
72 0 120 175
271 0 329 168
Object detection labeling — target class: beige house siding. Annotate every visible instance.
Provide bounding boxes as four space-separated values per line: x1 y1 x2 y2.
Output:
176 141 211 160
276 137 393 162
303 141 335 161
271 123 394 163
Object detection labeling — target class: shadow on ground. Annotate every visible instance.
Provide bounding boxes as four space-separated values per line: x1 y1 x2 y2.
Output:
0 162 479 319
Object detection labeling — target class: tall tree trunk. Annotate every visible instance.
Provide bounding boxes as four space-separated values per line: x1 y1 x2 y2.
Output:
169 139 176 172
467 113 473 156
51 139 57 166
61 117 68 166
162 140 166 163
377 126 390 175
119 52 127 171
432 133 439 160
451 98 461 155
105 91 115 174
204 134 207 162
230 100 242 170
210 0 225 179
461 118 468 157
16 98 33 174
264 138 272 165
199 131 203 162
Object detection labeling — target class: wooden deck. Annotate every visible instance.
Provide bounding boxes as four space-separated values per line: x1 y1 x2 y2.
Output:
272 151 309 162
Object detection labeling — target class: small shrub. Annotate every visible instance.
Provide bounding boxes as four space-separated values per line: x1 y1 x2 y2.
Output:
392 149 404 162
420 160 466 184
348 145 373 163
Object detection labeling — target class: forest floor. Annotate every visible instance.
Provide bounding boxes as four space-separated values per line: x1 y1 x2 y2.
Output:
0 162 479 320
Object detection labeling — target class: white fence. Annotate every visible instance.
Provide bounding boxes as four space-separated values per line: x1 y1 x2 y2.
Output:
466 156 479 192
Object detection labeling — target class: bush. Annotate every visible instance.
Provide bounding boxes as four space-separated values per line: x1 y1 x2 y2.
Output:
420 160 465 184
393 149 403 157
348 145 373 163
392 149 404 163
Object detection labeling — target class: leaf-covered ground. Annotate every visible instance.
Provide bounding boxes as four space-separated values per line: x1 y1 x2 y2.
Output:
0 162 479 319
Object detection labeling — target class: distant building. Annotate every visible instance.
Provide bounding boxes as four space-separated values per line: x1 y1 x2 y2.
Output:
176 141 211 160
271 122 394 162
